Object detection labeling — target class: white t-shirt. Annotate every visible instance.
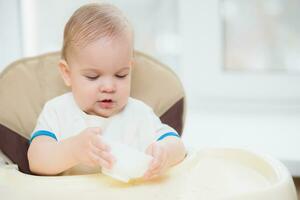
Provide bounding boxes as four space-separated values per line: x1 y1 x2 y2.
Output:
32 92 177 152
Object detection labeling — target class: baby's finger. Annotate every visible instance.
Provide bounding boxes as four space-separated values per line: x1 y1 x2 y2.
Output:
143 165 156 179
150 148 163 170
88 152 102 166
149 159 161 171
143 170 153 179
150 167 162 175
92 136 110 151
99 150 116 165
99 158 112 169
144 170 159 180
152 144 163 158
147 162 162 176
91 145 115 165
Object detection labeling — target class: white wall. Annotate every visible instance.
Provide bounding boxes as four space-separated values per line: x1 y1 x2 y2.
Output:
0 0 22 71
179 0 300 113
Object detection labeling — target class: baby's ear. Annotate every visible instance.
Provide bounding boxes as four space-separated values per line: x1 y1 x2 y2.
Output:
58 59 72 87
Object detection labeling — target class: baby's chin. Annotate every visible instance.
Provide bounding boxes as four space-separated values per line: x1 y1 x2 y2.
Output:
84 104 126 118
85 110 112 118
93 108 122 118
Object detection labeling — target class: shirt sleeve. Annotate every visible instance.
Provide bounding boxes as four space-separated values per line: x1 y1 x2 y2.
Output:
144 106 179 141
31 102 60 141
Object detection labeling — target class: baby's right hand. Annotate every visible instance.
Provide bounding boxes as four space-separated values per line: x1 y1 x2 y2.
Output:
71 127 115 169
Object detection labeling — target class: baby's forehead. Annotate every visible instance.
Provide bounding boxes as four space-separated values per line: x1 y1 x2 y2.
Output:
75 26 133 48
68 44 133 72
70 30 133 56
67 34 133 63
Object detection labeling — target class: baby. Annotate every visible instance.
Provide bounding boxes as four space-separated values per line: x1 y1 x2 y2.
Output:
27 3 186 180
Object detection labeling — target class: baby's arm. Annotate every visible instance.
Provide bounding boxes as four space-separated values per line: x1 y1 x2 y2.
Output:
144 136 186 179
27 127 115 175
28 135 78 175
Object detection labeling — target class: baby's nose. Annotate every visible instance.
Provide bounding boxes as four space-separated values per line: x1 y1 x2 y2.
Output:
99 78 116 93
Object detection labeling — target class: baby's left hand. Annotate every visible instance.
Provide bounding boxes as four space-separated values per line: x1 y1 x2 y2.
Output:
144 141 169 180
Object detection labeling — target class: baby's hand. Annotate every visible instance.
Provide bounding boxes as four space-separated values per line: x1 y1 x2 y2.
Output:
143 141 169 180
72 127 115 169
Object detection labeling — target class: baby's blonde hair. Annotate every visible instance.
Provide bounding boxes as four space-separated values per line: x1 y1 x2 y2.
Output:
62 3 132 60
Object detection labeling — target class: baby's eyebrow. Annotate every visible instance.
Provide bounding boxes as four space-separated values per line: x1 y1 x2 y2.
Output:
80 66 130 74
80 68 99 73
116 67 130 73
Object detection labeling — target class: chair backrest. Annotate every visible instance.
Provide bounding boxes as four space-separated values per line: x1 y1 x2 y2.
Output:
0 51 185 173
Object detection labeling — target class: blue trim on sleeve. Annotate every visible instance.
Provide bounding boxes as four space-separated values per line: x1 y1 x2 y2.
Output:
30 130 58 143
156 132 179 141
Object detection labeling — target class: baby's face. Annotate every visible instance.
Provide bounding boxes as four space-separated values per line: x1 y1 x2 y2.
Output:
64 34 133 117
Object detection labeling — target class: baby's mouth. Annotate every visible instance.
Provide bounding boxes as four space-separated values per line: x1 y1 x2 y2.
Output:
98 99 114 109
101 99 112 103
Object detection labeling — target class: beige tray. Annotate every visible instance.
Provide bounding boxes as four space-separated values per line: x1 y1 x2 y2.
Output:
0 148 297 200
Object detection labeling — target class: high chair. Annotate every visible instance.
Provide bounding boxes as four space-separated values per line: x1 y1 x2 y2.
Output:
0 51 297 199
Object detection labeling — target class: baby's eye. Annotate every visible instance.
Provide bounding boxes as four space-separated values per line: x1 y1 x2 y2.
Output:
85 75 99 80
115 74 128 79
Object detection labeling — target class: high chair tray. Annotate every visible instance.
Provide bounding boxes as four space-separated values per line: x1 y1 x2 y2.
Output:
0 148 297 200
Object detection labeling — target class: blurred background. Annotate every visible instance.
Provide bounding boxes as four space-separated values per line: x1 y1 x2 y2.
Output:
1 0 300 176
